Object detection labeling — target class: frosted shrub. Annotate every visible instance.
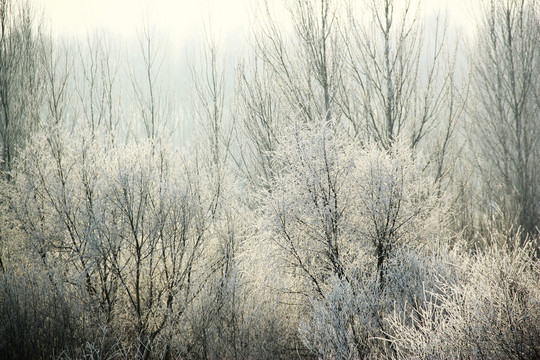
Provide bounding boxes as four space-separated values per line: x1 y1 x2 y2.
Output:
459 239 540 359
389 233 540 359
298 272 380 359
299 244 461 359
0 265 84 360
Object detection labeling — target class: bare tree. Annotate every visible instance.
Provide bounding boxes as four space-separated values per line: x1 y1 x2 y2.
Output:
0 0 43 178
343 0 463 180
129 19 175 142
235 0 345 190
252 0 343 125
191 28 228 166
42 38 73 127
238 0 463 192
75 31 121 139
470 0 540 238
235 58 278 188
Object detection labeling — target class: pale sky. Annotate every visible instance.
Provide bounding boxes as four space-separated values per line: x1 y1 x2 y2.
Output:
32 0 477 43
28 0 477 143
33 0 251 42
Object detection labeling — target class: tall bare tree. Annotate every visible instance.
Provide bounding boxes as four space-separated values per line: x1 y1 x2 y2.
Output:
75 32 120 138
129 19 175 142
0 0 43 178
42 38 73 127
252 0 343 125
470 0 539 238
343 0 464 182
235 0 345 190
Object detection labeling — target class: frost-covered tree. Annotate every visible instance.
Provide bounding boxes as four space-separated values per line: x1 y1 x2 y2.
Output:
7 126 213 358
247 122 451 358
300 244 461 359
256 122 446 287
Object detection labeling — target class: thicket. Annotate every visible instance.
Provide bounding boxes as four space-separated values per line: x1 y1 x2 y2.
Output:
0 0 538 359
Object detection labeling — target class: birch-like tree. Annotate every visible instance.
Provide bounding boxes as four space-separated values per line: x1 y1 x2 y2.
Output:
129 20 176 142
343 0 461 149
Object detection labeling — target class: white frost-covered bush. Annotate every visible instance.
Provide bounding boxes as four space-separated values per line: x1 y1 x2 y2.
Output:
389 233 540 359
247 122 453 358
298 244 462 359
